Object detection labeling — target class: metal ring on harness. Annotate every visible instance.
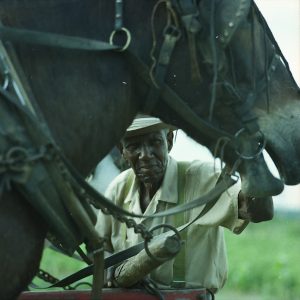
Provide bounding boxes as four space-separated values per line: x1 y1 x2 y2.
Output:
144 224 181 263
5 146 29 172
234 128 266 160
109 27 131 52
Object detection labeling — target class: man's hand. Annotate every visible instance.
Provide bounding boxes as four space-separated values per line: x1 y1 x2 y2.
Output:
238 192 274 223
105 266 115 287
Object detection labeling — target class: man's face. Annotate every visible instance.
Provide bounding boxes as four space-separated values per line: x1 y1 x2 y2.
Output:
121 130 171 186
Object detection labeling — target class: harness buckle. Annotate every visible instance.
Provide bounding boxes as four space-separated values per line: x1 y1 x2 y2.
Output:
163 25 181 41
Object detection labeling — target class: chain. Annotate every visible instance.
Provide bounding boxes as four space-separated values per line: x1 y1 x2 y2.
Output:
46 149 154 244
76 188 153 242
102 207 153 241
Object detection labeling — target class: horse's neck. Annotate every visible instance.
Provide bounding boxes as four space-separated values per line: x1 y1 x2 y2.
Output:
33 55 139 175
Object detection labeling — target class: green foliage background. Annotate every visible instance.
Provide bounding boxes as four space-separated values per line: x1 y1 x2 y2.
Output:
221 212 300 299
35 212 300 299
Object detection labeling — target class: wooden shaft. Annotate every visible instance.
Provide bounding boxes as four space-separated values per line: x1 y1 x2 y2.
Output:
114 235 181 287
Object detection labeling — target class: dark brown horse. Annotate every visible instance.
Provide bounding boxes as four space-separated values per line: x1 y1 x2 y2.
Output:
0 0 299 299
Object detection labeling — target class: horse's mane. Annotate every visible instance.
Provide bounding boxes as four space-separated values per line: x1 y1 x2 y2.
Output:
253 3 299 90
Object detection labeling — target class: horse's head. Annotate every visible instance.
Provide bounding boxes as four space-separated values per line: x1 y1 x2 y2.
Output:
119 0 300 197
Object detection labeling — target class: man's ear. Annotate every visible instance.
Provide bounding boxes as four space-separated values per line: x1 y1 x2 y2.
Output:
167 130 174 152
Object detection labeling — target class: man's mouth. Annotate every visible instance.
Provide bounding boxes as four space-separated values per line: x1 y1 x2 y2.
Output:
136 163 164 184
138 164 159 172
138 168 155 175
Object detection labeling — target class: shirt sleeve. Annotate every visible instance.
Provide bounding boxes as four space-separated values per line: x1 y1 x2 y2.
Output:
186 161 248 234
95 170 132 252
95 181 116 253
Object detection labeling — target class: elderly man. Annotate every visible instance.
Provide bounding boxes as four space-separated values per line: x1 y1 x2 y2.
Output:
96 114 273 298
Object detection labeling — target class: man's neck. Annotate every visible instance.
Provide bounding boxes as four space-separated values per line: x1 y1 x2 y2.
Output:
139 182 160 213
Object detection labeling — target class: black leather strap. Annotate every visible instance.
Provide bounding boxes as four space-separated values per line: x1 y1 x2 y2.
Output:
114 0 124 31
0 25 119 51
143 25 181 113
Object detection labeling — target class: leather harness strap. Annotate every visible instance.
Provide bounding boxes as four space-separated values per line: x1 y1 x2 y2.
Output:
0 25 119 51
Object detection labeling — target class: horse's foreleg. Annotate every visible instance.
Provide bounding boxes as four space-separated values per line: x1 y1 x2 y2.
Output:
0 190 47 300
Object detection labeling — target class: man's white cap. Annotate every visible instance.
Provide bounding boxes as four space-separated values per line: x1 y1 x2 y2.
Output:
125 114 176 137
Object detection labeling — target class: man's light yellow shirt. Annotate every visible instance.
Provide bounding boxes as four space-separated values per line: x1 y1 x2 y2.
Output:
96 156 247 290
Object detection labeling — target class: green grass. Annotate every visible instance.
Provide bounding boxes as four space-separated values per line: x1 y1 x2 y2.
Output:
221 212 300 300
34 212 300 299
32 246 92 290
39 248 87 278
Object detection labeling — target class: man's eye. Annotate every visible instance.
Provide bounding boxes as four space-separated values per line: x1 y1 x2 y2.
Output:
126 144 138 151
152 139 162 145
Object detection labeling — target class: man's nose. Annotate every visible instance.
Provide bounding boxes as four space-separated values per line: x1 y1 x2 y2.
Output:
139 144 153 159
